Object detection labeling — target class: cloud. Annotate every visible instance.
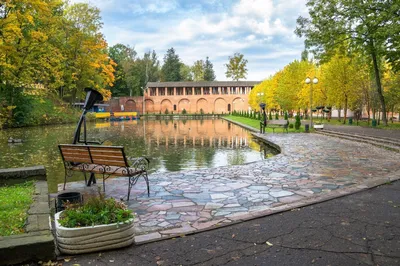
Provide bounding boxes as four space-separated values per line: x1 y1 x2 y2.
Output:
70 0 309 80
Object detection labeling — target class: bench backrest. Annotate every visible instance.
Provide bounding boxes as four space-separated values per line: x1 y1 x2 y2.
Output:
59 144 128 167
267 120 288 125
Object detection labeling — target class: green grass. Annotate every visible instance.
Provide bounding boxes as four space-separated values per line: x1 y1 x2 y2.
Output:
225 115 307 133
0 181 35 236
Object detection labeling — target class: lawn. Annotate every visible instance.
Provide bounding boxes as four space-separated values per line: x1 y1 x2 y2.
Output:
225 115 307 133
0 181 35 236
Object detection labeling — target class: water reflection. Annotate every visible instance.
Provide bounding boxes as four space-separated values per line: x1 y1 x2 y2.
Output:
0 119 278 192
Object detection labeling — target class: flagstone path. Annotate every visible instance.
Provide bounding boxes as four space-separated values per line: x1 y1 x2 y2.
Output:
59 132 400 244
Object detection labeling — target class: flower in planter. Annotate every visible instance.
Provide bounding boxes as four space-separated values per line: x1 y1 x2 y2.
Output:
55 191 135 255
58 192 133 228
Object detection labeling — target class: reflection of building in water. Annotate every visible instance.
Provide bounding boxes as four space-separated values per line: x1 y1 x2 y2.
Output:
144 120 252 149
107 81 260 114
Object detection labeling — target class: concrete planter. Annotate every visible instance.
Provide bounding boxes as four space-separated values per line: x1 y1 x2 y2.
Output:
55 212 134 254
313 124 324 129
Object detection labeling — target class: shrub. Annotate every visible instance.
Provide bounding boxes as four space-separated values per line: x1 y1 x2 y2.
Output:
269 112 273 120
165 109 169 114
284 112 288 120
275 112 279 120
200 108 204 115
295 115 301 130
289 123 294 129
182 109 187 114
59 191 133 228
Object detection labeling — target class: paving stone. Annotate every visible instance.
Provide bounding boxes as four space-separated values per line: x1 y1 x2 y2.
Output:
270 191 294 197
172 202 195 208
134 232 162 243
204 203 224 210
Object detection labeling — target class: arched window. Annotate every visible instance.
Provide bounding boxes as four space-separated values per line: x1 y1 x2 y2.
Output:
227 104 231 112
173 104 177 111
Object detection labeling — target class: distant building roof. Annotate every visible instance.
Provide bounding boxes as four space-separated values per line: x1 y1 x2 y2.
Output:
147 81 261 88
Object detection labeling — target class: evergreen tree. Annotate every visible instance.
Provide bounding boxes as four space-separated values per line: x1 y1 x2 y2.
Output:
204 57 216 81
295 115 301 130
161 48 182 81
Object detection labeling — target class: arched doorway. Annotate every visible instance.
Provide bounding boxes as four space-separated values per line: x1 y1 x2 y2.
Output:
178 98 190 113
214 98 227 113
145 99 154 113
196 98 208 113
125 99 136 111
160 99 173 113
232 97 245 111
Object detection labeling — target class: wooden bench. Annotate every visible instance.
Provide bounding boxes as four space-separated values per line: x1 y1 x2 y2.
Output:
266 120 289 133
59 144 150 201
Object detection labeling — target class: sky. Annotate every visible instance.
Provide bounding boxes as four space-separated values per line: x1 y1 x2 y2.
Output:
71 0 310 81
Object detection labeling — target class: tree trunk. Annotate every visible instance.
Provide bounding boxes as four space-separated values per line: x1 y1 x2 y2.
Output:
338 108 341 122
343 98 348 124
371 47 387 126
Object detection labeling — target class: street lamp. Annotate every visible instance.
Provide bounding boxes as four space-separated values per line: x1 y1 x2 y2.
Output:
305 77 318 130
259 103 266 133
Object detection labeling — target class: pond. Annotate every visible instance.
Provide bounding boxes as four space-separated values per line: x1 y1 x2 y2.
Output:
0 119 279 192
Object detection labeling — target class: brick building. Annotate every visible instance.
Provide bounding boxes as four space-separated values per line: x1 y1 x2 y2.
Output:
107 81 260 114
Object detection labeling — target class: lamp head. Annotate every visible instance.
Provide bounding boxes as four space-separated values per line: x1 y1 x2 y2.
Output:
83 88 103 111
259 103 266 110
313 77 319 84
305 77 311 84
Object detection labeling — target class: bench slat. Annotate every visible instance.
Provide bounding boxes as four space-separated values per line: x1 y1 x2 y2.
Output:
90 159 127 167
62 156 92 163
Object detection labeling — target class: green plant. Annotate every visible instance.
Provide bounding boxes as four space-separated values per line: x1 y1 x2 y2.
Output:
59 191 133 228
284 112 288 120
165 109 169 114
289 123 294 129
0 181 35 236
275 112 279 120
295 115 301 130
269 112 273 120
200 108 204 115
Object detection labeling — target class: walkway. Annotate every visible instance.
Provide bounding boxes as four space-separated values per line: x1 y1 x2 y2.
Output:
324 124 400 140
63 180 400 266
60 129 400 244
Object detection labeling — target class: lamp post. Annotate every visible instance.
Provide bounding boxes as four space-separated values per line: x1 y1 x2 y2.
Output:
259 103 266 133
305 77 318 130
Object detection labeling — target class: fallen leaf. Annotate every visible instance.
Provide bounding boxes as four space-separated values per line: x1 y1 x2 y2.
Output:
232 234 235 238
109 260 114 263
64 258 71 262
266 241 273 246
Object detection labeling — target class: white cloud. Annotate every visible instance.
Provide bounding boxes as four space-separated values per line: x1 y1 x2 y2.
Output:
76 0 310 80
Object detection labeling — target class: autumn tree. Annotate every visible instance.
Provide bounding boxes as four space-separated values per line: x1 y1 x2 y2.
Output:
322 52 361 124
296 0 400 126
225 53 248 81
62 3 114 101
0 0 65 104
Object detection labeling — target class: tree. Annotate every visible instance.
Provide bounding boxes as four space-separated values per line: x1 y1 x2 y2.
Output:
322 51 361 124
204 57 216 81
108 44 136 96
0 0 65 104
161 47 181 81
180 63 193 81
225 53 248 81
192 60 205 81
295 0 400 126
62 3 115 101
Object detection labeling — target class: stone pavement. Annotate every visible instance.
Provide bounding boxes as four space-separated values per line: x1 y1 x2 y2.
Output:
59 132 400 244
62 180 400 266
